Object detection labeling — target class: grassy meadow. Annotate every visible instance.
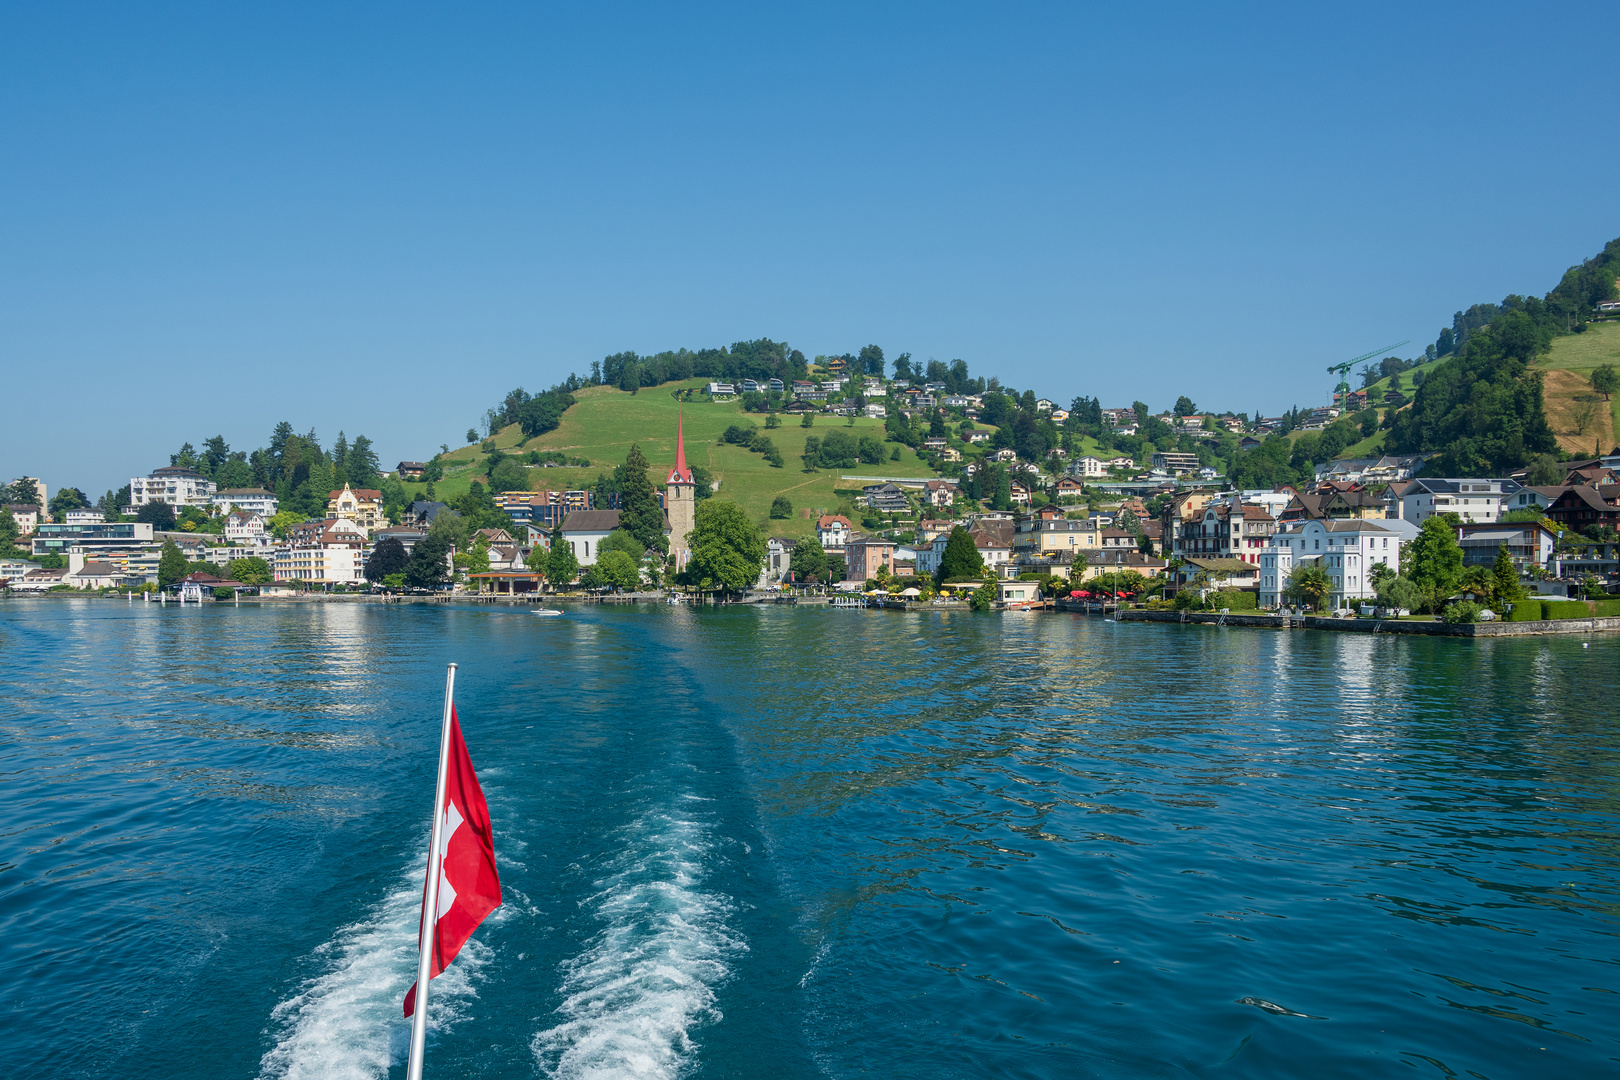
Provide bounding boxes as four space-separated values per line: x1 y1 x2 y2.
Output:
1535 320 1620 454
403 381 948 536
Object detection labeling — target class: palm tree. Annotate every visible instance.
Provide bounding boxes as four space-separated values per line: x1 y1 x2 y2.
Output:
1285 564 1332 612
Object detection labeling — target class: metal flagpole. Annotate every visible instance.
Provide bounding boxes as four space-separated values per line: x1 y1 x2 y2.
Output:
407 662 458 1080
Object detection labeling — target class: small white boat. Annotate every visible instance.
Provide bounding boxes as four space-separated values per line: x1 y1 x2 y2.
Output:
532 608 565 617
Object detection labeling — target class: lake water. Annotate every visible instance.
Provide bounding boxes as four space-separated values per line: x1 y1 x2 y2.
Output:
3 598 1617 1079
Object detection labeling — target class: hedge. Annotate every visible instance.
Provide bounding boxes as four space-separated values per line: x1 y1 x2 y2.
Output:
1507 601 1546 622
1211 589 1257 611
1544 600 1593 620
1593 599 1620 618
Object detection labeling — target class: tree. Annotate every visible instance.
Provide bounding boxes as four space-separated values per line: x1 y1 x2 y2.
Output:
466 428 479 444
1284 563 1331 612
1491 543 1526 604
992 467 1012 512
597 528 646 562
1526 453 1563 486
0 509 22 556
1174 396 1198 416
686 500 764 593
48 487 90 516
225 556 273 585
1374 574 1423 613
1591 364 1618 401
157 540 188 587
405 532 453 589
615 444 667 554
546 534 580 587
789 535 829 583
936 526 986 582
770 495 793 519
968 582 997 610
800 412 814 428
765 412 780 429
801 435 821 471
364 536 409 582
1406 516 1464 613
135 501 177 531
591 550 641 591
267 509 305 540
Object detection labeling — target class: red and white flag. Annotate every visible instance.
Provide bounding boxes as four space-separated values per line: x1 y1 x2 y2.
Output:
404 705 501 1017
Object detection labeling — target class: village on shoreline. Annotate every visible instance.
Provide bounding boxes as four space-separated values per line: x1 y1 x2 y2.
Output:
5 378 1617 633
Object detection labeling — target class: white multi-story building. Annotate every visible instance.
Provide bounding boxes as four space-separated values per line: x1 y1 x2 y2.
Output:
212 488 279 517
1068 456 1107 478
1398 478 1519 523
273 518 367 583
63 508 104 525
130 467 217 509
1257 519 1412 610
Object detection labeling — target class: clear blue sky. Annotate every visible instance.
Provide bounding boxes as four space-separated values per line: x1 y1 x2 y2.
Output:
3 2 1615 496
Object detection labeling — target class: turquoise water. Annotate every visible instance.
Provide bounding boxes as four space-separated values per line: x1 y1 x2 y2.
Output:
2 599 1617 1079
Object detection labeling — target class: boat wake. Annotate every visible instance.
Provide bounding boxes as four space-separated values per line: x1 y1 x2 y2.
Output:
532 805 745 1080
257 867 489 1080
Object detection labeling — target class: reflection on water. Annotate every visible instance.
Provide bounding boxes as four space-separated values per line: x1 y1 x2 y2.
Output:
1 598 1616 1079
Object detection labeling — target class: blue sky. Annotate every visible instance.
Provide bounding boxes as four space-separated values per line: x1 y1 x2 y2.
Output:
3 2 1615 495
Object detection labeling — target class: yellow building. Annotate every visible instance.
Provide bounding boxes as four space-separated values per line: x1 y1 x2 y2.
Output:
326 484 385 536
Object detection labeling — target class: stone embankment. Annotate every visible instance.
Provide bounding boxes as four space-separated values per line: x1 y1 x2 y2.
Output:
1113 609 1620 637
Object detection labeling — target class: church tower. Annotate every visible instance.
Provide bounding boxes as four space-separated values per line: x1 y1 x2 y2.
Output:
665 410 697 570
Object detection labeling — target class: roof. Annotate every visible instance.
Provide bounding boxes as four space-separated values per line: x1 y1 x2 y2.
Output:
8 504 40 514
328 488 382 500
817 515 852 529
668 411 695 485
216 487 275 497
1184 557 1258 572
561 509 623 533
149 467 206 478
75 562 118 575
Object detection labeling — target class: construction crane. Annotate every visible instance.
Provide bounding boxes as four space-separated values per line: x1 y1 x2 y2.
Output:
1328 341 1409 405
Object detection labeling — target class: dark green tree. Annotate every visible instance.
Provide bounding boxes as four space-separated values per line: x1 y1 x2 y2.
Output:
1592 364 1619 401
405 532 453 589
788 535 828 582
135 502 177 531
1492 543 1526 604
1174 396 1198 416
615 444 668 554
48 487 90 515
364 536 409 582
157 540 188 587
801 435 821 471
936 526 986 582
770 495 793 519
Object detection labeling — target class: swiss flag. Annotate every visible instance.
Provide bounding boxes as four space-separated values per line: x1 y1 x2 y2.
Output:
404 706 501 1017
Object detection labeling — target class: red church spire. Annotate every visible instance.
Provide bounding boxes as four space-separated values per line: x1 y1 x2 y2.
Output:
668 408 693 485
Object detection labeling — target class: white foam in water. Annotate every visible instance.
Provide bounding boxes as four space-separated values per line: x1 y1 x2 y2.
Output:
533 809 746 1080
258 867 488 1080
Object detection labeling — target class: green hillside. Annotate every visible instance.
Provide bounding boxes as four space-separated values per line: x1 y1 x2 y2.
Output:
405 382 945 537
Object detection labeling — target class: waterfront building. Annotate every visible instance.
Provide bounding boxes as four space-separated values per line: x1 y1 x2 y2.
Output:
764 536 797 584
816 515 852 554
845 536 897 582
273 518 367 584
224 511 271 546
1257 518 1411 609
1173 499 1278 564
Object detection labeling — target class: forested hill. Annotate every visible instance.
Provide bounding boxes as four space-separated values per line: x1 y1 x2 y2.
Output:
1386 235 1620 475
